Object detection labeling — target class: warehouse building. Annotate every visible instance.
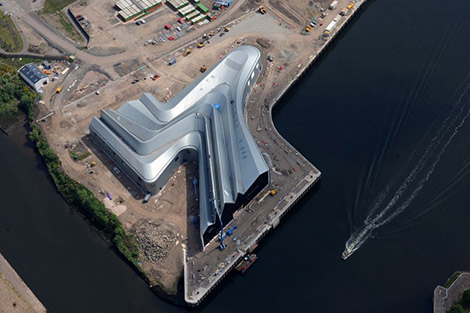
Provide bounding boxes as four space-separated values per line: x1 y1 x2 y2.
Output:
166 0 190 10
89 46 269 247
197 3 209 14
115 0 162 22
167 0 210 24
18 63 49 93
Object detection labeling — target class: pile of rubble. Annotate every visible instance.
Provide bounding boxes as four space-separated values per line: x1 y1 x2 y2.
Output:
131 219 176 263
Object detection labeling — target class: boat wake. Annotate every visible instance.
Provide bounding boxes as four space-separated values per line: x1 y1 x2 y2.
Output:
343 77 470 260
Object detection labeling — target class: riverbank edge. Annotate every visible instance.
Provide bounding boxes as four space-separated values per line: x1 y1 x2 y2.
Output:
434 272 470 313
20 101 150 285
0 253 47 313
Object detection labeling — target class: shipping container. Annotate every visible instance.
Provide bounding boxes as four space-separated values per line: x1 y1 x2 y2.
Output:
325 20 337 32
333 14 342 23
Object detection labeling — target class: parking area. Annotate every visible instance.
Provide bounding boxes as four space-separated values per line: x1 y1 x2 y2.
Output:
68 0 241 51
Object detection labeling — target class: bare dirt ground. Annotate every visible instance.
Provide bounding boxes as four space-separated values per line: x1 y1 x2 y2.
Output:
29 0 352 296
41 4 322 293
69 0 185 53
67 70 109 102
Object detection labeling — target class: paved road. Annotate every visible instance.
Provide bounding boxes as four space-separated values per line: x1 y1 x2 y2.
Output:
1 0 251 69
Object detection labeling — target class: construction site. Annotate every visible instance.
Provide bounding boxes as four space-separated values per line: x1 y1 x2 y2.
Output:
1 0 365 306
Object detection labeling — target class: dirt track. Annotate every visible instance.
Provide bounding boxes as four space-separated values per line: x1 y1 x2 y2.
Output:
2 0 349 297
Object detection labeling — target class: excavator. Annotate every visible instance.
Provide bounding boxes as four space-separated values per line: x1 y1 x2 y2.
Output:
258 6 266 14
200 65 207 73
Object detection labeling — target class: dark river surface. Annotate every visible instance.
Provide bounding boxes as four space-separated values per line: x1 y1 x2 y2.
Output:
1 0 470 312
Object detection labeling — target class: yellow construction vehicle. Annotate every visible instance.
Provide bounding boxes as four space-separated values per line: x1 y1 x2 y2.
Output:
305 25 312 32
55 86 62 94
200 65 207 73
258 188 279 203
268 188 278 196
183 48 192 56
347 3 354 10
258 6 266 14
224 26 230 32
198 42 205 48
209 30 215 36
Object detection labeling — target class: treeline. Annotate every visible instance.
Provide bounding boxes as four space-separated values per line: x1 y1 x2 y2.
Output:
25 103 142 270
2 62 143 274
0 63 34 116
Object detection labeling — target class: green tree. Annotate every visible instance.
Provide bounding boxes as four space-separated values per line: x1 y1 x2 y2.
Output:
447 304 464 313
0 63 36 118
462 289 470 306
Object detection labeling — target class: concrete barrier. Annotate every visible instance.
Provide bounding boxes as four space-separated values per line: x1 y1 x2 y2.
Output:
67 8 90 45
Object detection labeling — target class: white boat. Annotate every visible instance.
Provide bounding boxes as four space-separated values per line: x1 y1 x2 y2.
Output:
342 249 352 260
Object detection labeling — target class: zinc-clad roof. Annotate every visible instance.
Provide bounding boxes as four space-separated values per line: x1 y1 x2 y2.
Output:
90 46 268 246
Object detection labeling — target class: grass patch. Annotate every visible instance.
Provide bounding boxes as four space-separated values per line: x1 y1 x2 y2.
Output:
69 149 91 161
39 1 85 45
445 272 462 288
41 0 77 15
0 56 39 69
0 10 23 52
58 13 79 39
46 11 83 43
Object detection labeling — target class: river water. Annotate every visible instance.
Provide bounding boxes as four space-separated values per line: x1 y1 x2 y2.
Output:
1 0 470 312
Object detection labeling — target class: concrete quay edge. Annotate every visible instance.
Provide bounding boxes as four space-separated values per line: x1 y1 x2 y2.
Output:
0 253 47 313
183 0 369 306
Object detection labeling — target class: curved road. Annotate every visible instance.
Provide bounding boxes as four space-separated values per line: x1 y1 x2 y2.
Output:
1 0 251 69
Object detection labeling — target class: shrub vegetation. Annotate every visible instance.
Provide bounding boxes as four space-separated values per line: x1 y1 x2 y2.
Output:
1 62 143 273
447 289 470 313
